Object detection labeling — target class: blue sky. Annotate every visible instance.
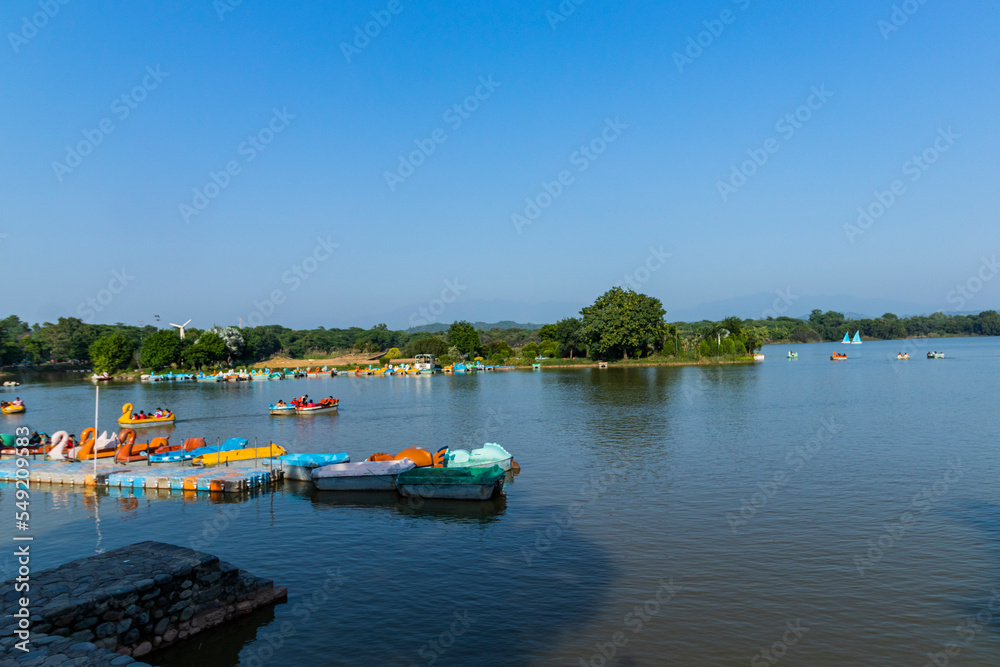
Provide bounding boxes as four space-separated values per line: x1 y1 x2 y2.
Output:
3 0 999 329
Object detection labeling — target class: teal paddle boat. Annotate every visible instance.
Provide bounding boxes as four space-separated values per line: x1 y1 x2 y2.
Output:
396 465 506 500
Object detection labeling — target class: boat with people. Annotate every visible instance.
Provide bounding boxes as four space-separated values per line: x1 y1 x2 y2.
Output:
118 403 175 427
0 431 51 456
312 458 417 491
269 401 297 416
897 353 910 360
396 465 507 500
1 399 25 414
291 396 339 414
830 351 848 361
274 452 350 481
787 352 798 359
444 443 513 471
46 428 119 461
927 352 945 359
1 381 20 387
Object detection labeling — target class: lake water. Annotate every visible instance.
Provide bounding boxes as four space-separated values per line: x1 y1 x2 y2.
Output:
3 336 1000 666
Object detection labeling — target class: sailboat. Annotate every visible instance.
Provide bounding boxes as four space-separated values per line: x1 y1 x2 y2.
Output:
851 331 862 344
842 332 851 344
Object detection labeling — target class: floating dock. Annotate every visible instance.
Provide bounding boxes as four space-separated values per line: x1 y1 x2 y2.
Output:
0 459 282 493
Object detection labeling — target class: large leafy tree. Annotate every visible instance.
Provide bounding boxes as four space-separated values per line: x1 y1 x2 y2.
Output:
89 333 134 373
140 330 182 370
186 332 227 369
447 321 481 358
580 287 667 359
45 317 97 361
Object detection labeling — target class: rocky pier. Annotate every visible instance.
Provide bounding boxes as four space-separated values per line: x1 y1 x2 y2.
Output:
0 541 286 666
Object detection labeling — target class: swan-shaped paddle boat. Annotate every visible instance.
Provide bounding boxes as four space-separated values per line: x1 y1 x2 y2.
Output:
117 403 176 427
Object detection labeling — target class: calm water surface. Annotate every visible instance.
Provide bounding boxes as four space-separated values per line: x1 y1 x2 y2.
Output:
3 337 1000 666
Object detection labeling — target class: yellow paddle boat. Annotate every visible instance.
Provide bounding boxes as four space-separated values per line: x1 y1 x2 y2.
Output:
117 402 176 427
192 442 286 466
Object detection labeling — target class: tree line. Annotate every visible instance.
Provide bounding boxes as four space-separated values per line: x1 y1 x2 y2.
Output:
2 299 997 372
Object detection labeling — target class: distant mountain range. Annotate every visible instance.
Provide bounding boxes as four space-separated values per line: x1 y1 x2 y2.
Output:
388 293 990 333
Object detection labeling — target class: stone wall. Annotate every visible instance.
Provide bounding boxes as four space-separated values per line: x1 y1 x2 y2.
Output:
0 541 286 666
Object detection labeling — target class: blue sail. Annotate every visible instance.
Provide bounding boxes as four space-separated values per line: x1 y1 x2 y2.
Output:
842 332 851 344
852 331 862 344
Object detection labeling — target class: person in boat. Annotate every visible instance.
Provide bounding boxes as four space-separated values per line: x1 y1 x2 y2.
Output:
13 397 23 406
275 400 287 407
138 411 147 420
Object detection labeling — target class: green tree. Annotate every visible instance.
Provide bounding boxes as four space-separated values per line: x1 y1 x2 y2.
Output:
483 340 513 359
520 342 538 359
140 330 182 370
580 287 667 359
407 336 449 357
553 317 585 358
89 333 134 373
186 332 226 369
977 310 1000 336
447 321 480 358
538 324 558 340
45 317 97 360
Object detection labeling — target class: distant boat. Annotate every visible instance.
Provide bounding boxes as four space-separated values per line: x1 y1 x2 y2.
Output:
851 331 862 344
897 353 910 360
787 352 798 359
927 352 945 359
831 351 848 361
842 332 851 344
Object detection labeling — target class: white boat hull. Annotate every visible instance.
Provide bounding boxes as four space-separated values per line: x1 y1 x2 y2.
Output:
312 460 413 491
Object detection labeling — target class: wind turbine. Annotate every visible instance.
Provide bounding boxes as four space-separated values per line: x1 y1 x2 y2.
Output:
170 319 192 340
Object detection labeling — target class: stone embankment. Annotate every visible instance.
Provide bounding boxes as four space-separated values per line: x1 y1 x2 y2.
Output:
1 541 286 666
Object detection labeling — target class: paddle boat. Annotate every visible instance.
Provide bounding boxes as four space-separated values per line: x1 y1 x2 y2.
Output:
2 381 20 387
91 373 112 381
415 354 440 374
753 353 765 361
312 458 417 491
269 402 296 416
114 429 170 463
274 452 350 481
787 352 798 359
367 446 446 468
1 400 26 414
118 403 175 427
147 437 213 463
444 443 513 471
293 397 339 414
0 432 52 456
897 353 910 360
192 441 286 466
927 352 945 359
47 428 119 461
830 351 848 361
396 465 507 500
